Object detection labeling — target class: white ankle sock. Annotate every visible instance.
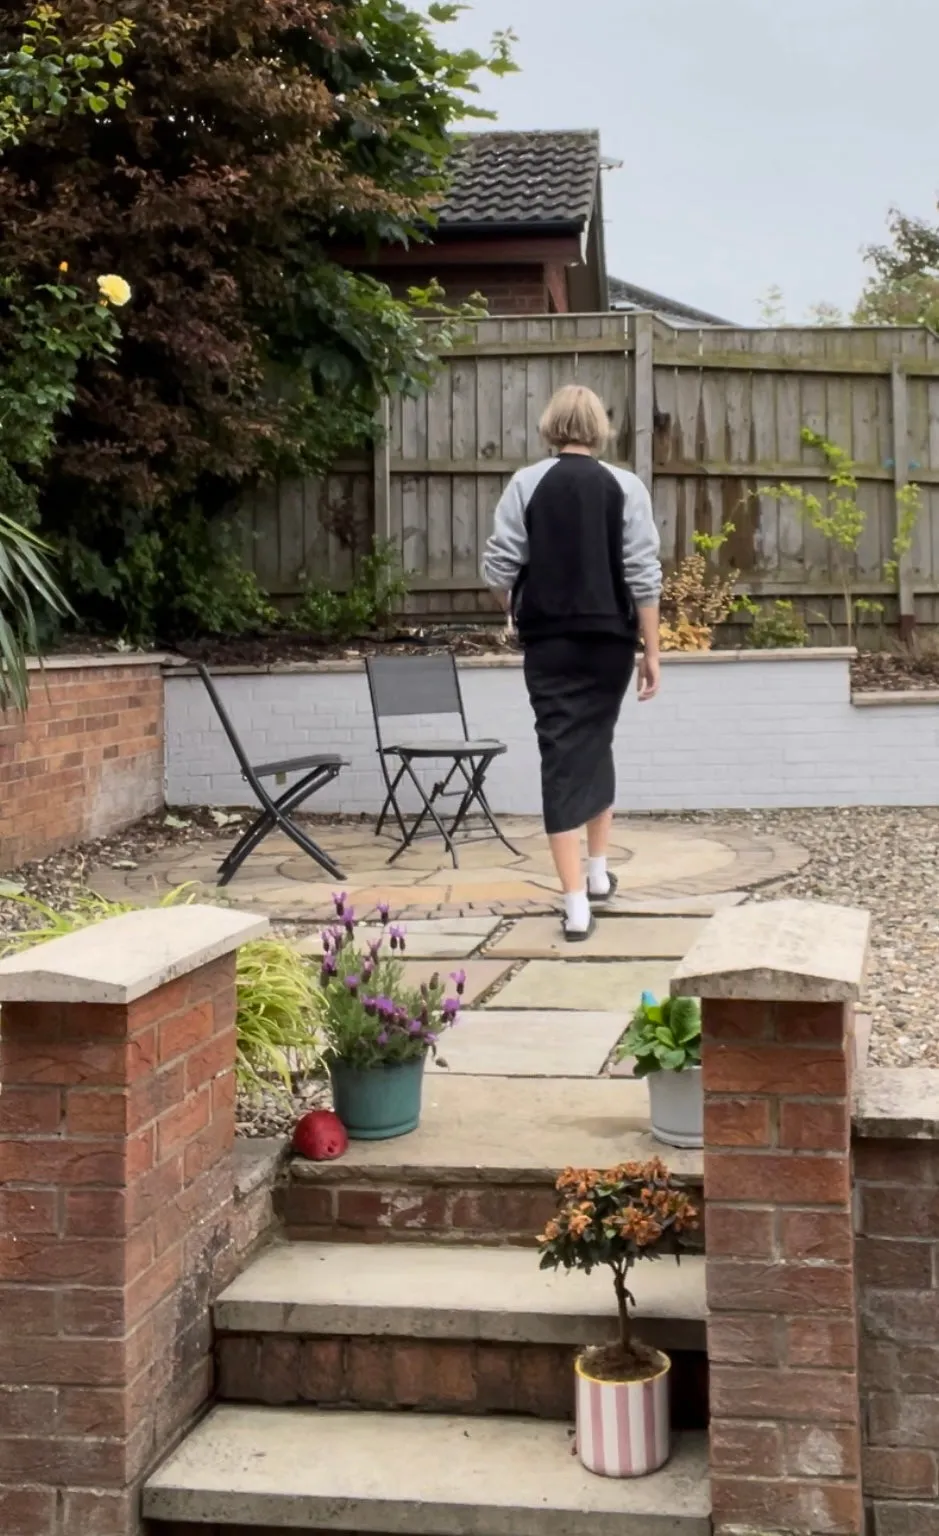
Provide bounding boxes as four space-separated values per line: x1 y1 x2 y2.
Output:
587 856 610 896
563 889 591 932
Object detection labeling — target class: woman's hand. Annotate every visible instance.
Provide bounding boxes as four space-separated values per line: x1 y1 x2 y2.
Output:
637 653 660 701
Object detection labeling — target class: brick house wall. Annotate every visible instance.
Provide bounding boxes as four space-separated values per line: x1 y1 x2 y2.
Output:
0 657 164 869
357 263 566 315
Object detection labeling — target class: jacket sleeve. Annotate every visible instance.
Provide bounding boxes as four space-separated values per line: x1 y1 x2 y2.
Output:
621 474 662 606
481 473 529 592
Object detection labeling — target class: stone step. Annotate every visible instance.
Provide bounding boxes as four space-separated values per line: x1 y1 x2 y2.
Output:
143 1405 711 1535
213 1242 708 1421
277 1075 704 1245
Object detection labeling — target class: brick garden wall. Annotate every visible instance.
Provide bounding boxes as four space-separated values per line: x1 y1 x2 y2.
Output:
0 938 273 1536
0 657 164 869
856 1135 939 1535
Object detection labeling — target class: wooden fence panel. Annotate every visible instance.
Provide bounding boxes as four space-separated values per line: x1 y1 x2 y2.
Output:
235 315 939 631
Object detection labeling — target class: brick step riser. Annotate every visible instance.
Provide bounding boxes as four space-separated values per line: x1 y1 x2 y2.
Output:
215 1333 710 1428
276 1176 707 1247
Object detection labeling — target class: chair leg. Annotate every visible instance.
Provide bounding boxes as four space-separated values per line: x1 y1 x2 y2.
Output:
375 755 410 842
386 757 458 868
449 756 522 856
216 766 346 885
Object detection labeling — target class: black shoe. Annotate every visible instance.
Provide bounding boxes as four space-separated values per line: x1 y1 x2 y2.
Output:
562 914 597 943
588 871 619 906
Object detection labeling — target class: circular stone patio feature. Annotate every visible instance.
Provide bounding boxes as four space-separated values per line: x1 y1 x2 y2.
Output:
90 816 809 921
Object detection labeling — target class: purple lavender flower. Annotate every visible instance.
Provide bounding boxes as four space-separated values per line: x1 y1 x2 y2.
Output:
377 901 390 923
388 924 406 953
442 996 461 1023
377 1030 389 1046
450 969 467 997
320 954 337 986
345 974 360 996
332 890 347 917
368 937 383 960
321 930 332 954
362 957 375 981
343 906 356 932
408 1018 423 1034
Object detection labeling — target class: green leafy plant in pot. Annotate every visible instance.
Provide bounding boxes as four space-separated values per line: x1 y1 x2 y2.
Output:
615 992 702 1149
538 1159 698 1477
316 894 463 1140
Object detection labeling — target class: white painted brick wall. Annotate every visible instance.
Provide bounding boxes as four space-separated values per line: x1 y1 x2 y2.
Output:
164 655 939 813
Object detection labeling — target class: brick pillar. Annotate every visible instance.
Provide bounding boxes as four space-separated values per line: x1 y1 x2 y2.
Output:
672 899 870 1536
0 905 265 1536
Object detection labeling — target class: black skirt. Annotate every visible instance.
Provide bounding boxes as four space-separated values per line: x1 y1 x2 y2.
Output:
523 635 635 835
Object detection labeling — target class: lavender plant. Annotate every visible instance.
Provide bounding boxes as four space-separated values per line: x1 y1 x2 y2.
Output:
317 894 464 1071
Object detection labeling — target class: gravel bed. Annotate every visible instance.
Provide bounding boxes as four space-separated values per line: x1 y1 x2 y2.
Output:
680 807 939 1069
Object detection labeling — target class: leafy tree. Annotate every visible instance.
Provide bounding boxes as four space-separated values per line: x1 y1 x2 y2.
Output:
0 0 514 641
855 205 939 330
1 5 133 709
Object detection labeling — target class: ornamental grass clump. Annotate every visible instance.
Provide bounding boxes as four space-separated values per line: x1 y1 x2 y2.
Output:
0 887 323 1091
317 893 464 1070
538 1159 698 1380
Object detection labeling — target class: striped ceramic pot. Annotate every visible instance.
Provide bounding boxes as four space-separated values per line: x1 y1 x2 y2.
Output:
575 1348 671 1478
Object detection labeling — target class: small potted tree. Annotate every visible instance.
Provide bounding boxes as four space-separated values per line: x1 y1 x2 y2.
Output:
538 1159 698 1478
614 992 702 1149
315 896 463 1140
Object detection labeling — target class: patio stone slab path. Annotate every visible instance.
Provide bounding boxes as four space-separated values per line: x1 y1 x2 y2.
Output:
399 959 513 1007
489 958 679 1013
289 1074 703 1180
489 914 708 961
437 1009 628 1078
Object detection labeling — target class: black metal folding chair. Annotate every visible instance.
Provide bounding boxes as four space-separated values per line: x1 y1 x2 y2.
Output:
196 663 347 886
365 653 520 868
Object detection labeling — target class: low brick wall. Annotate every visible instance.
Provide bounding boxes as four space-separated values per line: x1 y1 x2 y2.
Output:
0 905 272 1535
164 652 939 813
0 656 165 868
855 1070 939 1536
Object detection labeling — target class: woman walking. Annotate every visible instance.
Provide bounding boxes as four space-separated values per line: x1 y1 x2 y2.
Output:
481 384 662 940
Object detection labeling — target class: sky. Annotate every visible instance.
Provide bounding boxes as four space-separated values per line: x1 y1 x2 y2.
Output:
445 0 939 323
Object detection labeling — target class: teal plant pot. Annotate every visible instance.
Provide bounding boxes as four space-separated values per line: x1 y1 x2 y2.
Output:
329 1056 426 1141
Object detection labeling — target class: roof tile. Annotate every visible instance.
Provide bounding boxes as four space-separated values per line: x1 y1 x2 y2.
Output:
437 129 600 231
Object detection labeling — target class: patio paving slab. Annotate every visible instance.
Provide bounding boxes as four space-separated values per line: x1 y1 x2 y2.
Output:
295 918 499 961
399 958 512 1006
490 915 707 961
288 1073 703 1179
436 1009 627 1077
490 959 677 1013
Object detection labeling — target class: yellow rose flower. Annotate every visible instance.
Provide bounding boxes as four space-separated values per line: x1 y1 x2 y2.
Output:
96 273 132 307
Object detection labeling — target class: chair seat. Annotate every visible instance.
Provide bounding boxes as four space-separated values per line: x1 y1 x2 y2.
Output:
387 739 507 759
253 752 345 777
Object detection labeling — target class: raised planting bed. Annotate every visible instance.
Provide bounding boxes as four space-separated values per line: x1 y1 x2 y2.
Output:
164 648 939 813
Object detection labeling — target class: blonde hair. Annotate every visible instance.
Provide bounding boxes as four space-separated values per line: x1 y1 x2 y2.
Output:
538 384 611 452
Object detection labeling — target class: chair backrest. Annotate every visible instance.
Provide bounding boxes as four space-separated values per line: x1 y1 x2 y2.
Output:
196 662 257 783
365 653 467 742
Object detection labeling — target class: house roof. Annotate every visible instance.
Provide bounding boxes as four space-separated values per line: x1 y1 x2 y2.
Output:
608 276 733 327
436 130 601 235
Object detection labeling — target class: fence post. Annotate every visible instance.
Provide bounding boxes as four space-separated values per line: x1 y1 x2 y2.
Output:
672 899 870 1536
373 396 392 545
631 310 655 491
0 905 266 1536
890 362 916 640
